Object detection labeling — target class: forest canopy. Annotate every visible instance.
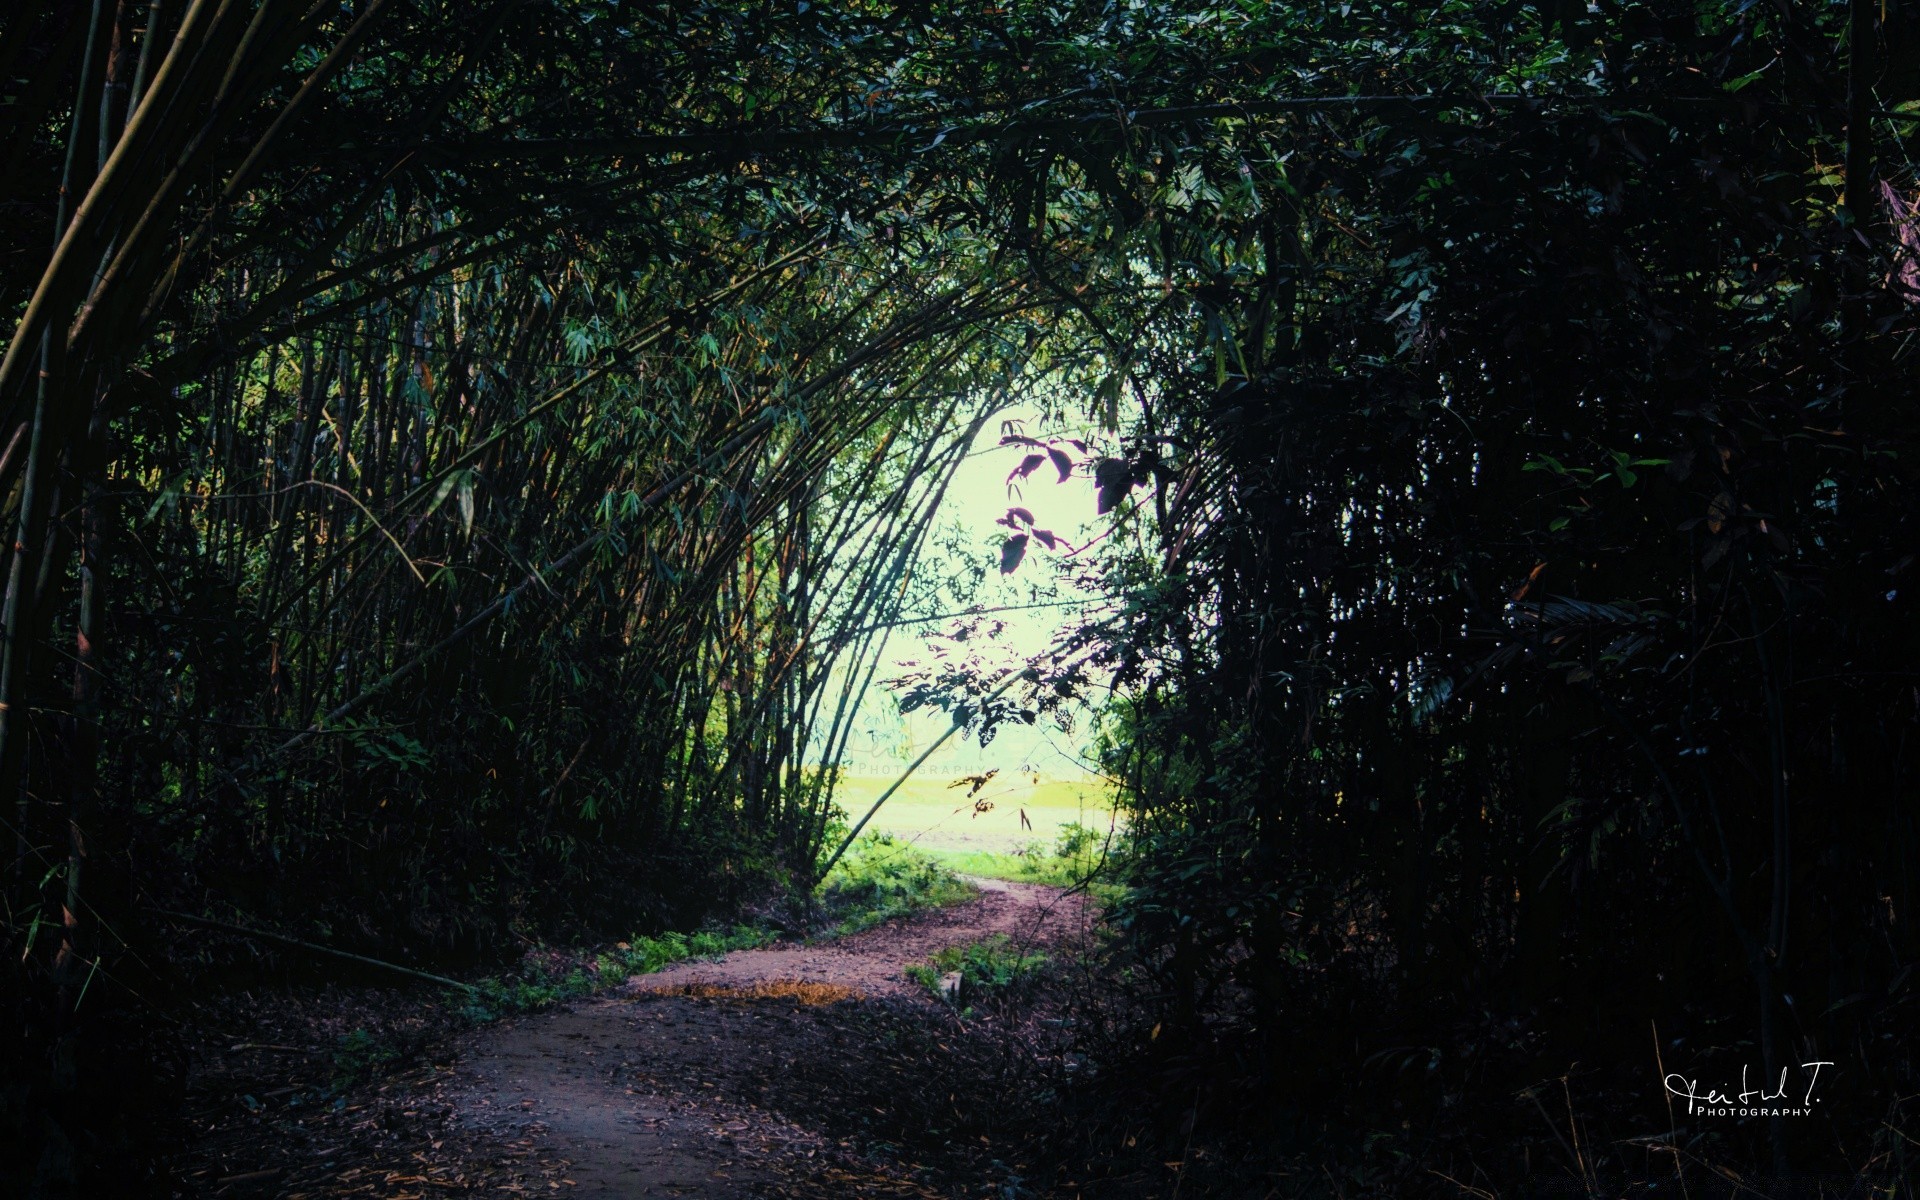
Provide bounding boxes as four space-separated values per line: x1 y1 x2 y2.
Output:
2 0 1917 1194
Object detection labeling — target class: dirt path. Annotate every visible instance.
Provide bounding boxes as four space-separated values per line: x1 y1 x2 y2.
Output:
440 878 1091 1198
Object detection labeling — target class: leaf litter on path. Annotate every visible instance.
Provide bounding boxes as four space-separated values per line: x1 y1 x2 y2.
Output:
180 878 1095 1198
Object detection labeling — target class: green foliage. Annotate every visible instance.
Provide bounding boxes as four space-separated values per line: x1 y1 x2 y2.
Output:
906 934 1048 1009
928 821 1117 890
961 0 1920 1184
817 833 977 935
4 0 1917 1191
617 926 776 976
332 1029 401 1088
464 923 777 1021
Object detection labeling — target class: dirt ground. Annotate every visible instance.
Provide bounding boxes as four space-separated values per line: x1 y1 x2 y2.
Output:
449 879 1090 1198
175 879 1100 1199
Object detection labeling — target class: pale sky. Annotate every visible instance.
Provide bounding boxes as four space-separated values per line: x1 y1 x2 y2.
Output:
865 400 1115 783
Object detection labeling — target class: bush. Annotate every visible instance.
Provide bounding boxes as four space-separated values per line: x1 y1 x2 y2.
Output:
464 922 778 1020
906 934 1048 1011
332 1029 401 1087
818 832 977 934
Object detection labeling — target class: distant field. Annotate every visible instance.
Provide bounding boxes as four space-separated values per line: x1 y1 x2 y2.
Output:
832 773 1119 854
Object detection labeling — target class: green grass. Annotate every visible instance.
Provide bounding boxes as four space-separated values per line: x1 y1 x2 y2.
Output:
921 821 1120 889
816 831 978 935
461 923 777 1021
837 773 1118 854
904 933 1049 1010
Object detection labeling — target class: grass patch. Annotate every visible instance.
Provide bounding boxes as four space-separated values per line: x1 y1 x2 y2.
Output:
462 923 777 1021
816 831 977 935
926 821 1117 888
837 774 1117 854
905 934 1048 1011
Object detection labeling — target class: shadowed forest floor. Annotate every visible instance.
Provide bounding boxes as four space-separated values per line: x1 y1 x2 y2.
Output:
175 882 1104 1199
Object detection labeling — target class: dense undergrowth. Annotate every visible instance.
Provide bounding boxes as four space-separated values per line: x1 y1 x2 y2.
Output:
458 924 779 1021
905 934 1050 1012
814 832 982 935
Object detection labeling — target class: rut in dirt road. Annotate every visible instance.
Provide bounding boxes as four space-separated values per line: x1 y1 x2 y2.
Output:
443 879 1094 1198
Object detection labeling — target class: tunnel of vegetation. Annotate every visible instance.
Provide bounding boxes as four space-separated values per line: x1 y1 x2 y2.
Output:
3 0 1918 1193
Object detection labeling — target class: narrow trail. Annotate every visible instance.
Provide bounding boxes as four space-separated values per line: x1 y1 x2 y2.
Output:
441 879 1092 1198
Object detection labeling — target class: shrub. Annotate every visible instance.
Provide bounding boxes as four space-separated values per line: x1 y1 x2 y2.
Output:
907 934 1048 1011
332 1029 401 1087
817 832 977 934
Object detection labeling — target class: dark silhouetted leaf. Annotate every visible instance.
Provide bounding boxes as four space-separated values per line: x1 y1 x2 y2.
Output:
1008 453 1046 482
1095 457 1134 514
999 533 1028 573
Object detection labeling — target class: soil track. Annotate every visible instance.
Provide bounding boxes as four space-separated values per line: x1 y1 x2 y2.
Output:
439 878 1091 1198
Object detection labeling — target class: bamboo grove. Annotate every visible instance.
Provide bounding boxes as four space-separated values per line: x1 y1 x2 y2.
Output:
0 2 1082 1177
6 0 1920 1193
